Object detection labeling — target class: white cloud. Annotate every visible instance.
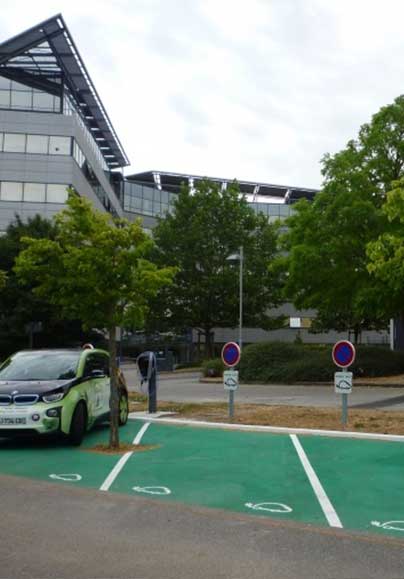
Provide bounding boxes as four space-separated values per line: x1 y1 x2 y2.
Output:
2 0 404 188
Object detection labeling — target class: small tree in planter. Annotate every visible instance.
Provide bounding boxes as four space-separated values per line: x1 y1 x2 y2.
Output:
15 192 174 448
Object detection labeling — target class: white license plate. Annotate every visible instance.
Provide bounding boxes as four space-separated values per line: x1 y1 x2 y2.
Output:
0 417 27 425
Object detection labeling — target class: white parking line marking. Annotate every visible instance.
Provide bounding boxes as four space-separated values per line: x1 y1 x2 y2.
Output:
290 434 343 528
99 422 151 492
133 421 151 445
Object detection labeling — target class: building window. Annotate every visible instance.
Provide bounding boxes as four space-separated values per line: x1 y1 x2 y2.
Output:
1 181 23 201
11 90 32 109
0 77 10 89
0 132 72 155
0 76 61 114
3 133 26 153
24 182 46 203
26 134 49 154
32 91 54 111
0 90 10 107
0 181 69 204
47 184 68 203
49 136 71 155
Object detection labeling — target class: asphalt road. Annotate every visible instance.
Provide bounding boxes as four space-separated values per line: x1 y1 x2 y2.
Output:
123 367 404 410
1 474 404 579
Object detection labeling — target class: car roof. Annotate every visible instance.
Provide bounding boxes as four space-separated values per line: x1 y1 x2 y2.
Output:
12 349 108 356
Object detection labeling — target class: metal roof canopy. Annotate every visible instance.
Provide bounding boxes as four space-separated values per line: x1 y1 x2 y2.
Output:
126 170 318 201
0 14 129 168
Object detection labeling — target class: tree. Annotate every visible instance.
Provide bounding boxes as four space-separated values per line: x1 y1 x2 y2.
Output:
367 178 404 323
279 96 404 341
0 214 102 357
15 192 174 448
0 271 6 290
149 179 283 357
0 215 61 356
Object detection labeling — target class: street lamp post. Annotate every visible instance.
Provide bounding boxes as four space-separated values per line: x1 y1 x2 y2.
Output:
227 246 244 350
224 246 244 421
238 246 243 350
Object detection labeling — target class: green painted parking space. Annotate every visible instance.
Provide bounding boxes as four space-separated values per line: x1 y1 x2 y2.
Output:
0 421 143 489
1 419 404 539
111 423 326 526
301 436 404 538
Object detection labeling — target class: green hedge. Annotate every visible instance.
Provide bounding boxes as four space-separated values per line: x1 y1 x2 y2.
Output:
201 358 225 377
238 342 404 383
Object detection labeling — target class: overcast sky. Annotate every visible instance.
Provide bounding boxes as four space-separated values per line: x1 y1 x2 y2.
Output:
1 0 404 189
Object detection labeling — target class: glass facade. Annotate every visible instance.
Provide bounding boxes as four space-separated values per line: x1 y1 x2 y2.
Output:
0 182 69 203
0 77 61 113
248 202 294 221
123 180 294 222
72 140 119 217
0 78 295 224
0 129 119 216
0 132 72 155
0 73 114 172
0 128 295 223
63 95 110 172
123 181 177 217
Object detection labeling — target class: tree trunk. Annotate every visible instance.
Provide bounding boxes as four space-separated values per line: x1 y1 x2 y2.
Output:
353 325 360 345
108 325 120 449
204 328 214 359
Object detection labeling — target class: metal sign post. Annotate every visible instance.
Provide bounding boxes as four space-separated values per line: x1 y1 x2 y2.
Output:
335 370 353 425
221 342 241 419
332 341 356 427
223 369 239 418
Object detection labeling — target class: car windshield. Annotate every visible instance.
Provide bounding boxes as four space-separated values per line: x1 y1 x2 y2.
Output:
0 351 80 381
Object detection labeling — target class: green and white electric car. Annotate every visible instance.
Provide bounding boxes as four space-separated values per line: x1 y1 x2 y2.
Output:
0 348 129 445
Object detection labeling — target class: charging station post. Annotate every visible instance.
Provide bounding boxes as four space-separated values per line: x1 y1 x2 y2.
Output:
137 351 158 413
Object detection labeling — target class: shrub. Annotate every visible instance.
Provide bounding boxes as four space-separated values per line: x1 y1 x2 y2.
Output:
175 361 202 370
239 342 404 383
201 358 225 378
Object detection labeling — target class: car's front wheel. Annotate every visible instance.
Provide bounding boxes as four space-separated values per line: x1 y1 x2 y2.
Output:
68 402 87 446
119 392 129 426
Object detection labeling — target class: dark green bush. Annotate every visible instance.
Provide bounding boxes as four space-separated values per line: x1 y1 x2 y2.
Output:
351 346 404 377
175 361 202 370
239 342 404 383
201 358 225 377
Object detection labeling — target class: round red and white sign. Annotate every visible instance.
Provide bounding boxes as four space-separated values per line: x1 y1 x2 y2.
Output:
221 342 241 367
332 340 356 368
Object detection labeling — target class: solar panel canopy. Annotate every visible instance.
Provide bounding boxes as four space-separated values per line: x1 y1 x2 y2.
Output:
0 14 129 168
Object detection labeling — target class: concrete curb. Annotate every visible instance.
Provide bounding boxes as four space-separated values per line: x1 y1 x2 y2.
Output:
128 413 404 443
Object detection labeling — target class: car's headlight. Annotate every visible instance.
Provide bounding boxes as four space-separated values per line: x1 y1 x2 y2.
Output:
42 392 65 403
